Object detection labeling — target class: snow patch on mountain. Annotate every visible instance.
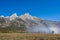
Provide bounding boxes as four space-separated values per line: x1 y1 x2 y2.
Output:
9 13 18 21
20 13 34 20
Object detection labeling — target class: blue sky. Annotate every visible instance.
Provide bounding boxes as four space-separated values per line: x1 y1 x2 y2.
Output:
0 0 60 21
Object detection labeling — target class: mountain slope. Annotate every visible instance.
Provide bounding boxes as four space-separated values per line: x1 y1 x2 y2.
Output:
0 13 60 34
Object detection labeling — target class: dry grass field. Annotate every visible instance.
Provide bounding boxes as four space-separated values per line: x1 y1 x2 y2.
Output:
0 33 60 40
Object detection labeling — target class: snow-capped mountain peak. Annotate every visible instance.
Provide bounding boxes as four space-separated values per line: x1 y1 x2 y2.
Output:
20 13 37 20
9 13 18 21
11 13 18 17
23 13 30 16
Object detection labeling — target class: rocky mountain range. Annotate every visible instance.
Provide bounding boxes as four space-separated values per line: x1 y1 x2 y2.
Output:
0 13 60 34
